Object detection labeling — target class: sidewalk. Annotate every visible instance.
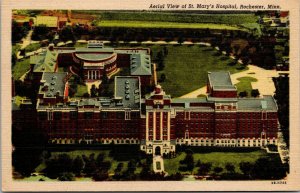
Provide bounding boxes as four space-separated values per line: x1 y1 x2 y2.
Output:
153 156 165 173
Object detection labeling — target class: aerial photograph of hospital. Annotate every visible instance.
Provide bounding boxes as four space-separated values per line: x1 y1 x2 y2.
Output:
12 10 289 181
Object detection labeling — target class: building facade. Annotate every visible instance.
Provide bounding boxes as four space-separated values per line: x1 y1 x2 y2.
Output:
13 43 279 156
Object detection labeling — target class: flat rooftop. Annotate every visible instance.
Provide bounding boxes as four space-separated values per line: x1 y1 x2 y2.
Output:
39 72 67 98
237 95 278 111
114 76 140 108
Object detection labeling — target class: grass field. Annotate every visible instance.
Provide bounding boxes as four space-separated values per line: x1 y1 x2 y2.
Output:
34 147 148 179
75 11 258 25
24 43 41 52
164 149 270 175
154 45 248 97
235 76 257 96
74 84 88 97
97 20 243 30
12 58 30 80
12 44 21 55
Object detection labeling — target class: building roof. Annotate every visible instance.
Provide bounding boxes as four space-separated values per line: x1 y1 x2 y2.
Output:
172 98 208 103
78 98 101 107
35 16 58 28
39 72 67 98
75 47 114 52
114 76 140 108
237 95 278 111
130 54 152 76
208 71 236 91
75 53 114 61
31 49 58 72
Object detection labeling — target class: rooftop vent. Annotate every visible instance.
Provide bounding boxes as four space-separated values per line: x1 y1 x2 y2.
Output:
51 81 56 85
116 102 123 106
102 103 110 106
125 95 130 100
50 87 55 91
125 85 130 89
261 101 267 109
125 80 130 84
52 76 57 80
46 93 52 97
125 90 130 94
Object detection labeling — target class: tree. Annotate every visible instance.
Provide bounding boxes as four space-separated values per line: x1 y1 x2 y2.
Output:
127 159 137 173
92 169 109 181
44 154 73 178
58 172 75 181
60 26 75 42
12 20 29 42
72 156 84 176
252 157 287 180
90 84 97 97
184 153 194 171
225 163 235 173
198 162 212 176
159 74 166 82
213 166 223 175
96 153 105 166
177 35 184 45
83 154 97 176
239 91 248 98
31 25 48 41
251 89 260 97
239 161 253 178
163 46 168 55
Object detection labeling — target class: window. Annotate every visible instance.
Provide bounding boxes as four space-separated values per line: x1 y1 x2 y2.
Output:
54 112 62 120
38 112 47 120
84 112 93 119
101 112 108 119
70 111 78 119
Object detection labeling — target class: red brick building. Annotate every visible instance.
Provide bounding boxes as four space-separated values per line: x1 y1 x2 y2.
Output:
14 50 279 156
29 41 152 86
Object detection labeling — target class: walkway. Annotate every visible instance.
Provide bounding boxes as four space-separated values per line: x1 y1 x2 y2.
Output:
277 131 289 164
180 65 284 98
153 156 165 173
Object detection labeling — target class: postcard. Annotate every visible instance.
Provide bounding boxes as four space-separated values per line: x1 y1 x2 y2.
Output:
1 0 300 191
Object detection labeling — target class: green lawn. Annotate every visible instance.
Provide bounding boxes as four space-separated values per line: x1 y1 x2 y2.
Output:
155 45 248 97
36 147 147 179
13 95 27 106
12 44 21 55
76 11 257 25
235 76 257 96
24 43 41 52
12 58 30 80
164 149 269 175
74 84 88 97
97 20 243 30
